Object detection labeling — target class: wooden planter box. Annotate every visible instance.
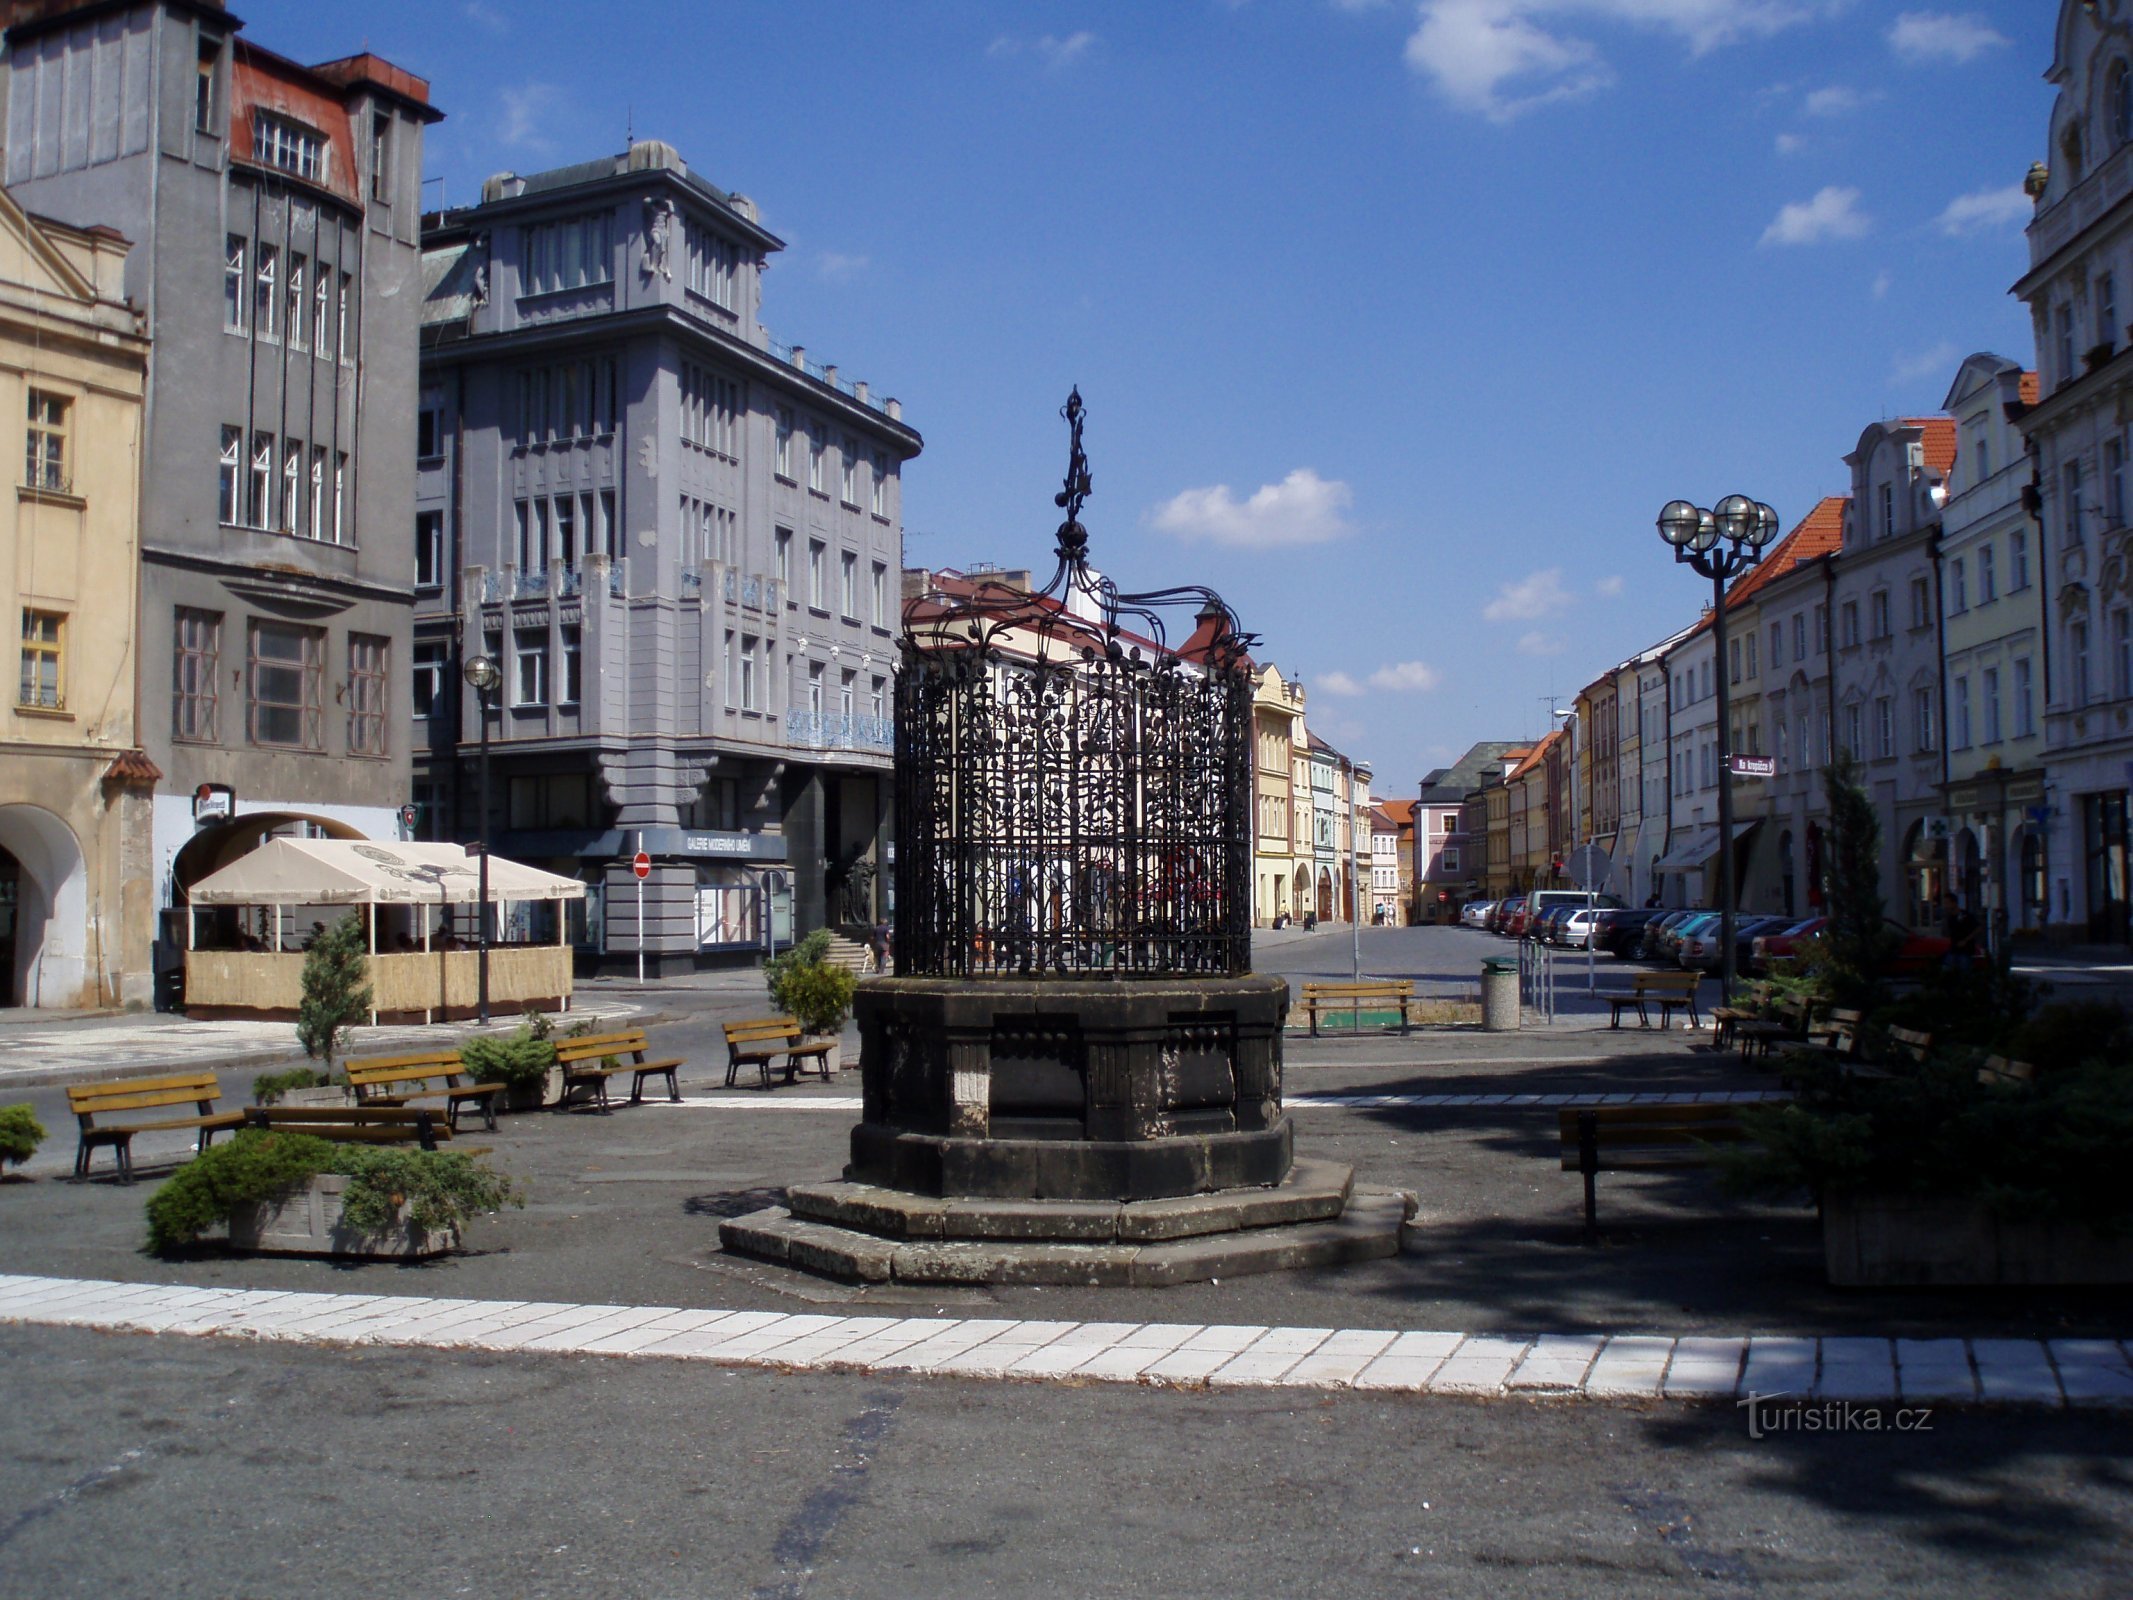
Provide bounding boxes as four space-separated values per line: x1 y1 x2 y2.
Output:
1824 1190 2133 1287
807 1035 843 1075
227 1174 458 1260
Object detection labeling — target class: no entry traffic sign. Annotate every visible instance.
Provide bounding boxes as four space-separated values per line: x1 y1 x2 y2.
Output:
632 851 652 880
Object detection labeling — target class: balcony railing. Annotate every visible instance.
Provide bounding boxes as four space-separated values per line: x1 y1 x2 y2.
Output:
514 566 549 600
786 709 894 753
764 336 894 418
682 568 702 597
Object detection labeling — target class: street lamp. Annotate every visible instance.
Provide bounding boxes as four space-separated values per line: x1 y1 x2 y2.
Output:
1655 495 1778 1003
463 651 501 1023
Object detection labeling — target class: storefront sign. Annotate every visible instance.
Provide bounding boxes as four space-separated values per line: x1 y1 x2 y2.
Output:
1727 755 1775 778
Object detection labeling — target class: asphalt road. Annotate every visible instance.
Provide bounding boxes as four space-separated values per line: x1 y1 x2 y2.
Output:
1 924 2129 1596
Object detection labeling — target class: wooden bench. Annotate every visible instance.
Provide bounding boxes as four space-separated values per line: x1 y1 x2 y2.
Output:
1597 971 1703 1030
242 1104 455 1151
1885 1027 1933 1067
552 1028 686 1110
345 1050 503 1132
1559 1102 1754 1240
1299 980 1419 1037
1978 1055 2036 1088
723 1018 834 1089
67 1071 246 1183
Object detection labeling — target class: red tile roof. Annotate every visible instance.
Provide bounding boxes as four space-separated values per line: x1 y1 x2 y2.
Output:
1721 495 1848 610
2020 371 2040 406
1901 416 1959 478
1380 798 1416 826
1509 729 1563 781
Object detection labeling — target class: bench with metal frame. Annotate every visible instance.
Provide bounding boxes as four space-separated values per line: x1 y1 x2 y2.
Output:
242 1104 455 1151
722 1018 834 1089
66 1071 246 1182
552 1028 686 1110
345 1050 503 1132
1559 1102 1755 1241
1595 970 1703 1030
1298 979 1419 1037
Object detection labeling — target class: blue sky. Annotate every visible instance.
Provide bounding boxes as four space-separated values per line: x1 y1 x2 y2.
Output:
256 0 2049 796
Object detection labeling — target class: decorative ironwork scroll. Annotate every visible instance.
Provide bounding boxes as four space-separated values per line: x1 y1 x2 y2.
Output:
894 390 1258 979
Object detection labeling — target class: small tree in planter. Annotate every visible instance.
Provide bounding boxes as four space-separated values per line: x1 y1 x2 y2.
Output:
0 1104 45 1176
766 930 857 1070
145 1129 520 1258
460 1026 559 1111
296 913 373 1071
1817 753 1899 1008
251 1066 349 1107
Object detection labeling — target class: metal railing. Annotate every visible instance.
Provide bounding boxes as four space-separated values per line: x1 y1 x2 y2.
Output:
681 568 702 597
513 566 548 600
1519 936 1557 1025
764 336 892 417
786 709 894 752
607 557 627 598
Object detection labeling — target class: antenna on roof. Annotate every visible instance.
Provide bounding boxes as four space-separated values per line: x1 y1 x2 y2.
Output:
626 105 633 149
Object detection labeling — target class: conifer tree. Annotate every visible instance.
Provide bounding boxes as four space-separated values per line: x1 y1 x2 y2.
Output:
296 913 373 1070
1820 752 1896 1003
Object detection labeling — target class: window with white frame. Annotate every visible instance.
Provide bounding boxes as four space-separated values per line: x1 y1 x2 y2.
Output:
1844 702 1863 759
807 661 824 716
2074 618 2092 705
1878 482 1894 540
252 112 322 181
870 561 886 626
513 629 548 706
740 635 758 710
520 212 614 296
1870 591 1890 640
871 450 888 516
723 631 736 708
248 433 272 528
2112 437 2128 528
808 425 826 493
1949 678 1967 749
224 236 246 331
2015 657 2034 735
1769 621 1783 669
2067 460 2086 545
347 634 389 756
2116 608 2132 698
173 607 220 741
218 427 241 524
254 243 277 339
1980 542 1996 603
808 539 825 609
1875 696 1893 758
412 640 445 720
560 626 582 705
24 390 67 494
285 254 305 350
840 436 857 505
840 550 857 618
247 620 323 748
1983 666 2001 743
775 407 794 480
282 437 303 533
1841 601 1859 648
416 511 443 590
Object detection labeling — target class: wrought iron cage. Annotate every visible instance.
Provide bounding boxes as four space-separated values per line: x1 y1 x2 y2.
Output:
893 391 1257 979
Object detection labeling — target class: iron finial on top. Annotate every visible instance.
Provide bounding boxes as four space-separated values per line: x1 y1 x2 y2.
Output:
1054 386 1092 563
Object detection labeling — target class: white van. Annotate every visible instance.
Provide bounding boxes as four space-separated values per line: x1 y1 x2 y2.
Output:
1522 889 1622 937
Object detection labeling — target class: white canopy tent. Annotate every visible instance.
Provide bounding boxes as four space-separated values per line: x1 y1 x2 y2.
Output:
183 840 586 1024
187 839 586 908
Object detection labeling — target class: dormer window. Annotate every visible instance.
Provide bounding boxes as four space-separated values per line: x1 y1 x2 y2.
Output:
253 112 323 182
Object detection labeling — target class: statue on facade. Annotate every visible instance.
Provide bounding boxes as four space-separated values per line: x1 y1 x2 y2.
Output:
644 198 676 280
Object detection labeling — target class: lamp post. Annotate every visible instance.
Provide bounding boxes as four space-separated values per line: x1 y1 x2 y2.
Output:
1655 495 1779 1003
463 651 501 1023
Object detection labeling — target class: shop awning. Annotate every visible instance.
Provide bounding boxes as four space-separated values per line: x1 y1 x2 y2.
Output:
187 839 587 907
1652 820 1760 875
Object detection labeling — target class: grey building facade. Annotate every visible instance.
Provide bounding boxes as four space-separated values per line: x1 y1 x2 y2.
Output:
0 0 437 970
416 140 920 972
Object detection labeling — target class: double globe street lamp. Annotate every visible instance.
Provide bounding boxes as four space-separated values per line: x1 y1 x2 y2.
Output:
1656 495 1779 1001
463 651 502 1023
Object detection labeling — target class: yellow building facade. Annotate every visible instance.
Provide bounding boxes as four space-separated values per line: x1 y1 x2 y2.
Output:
0 189 152 1007
1251 664 1308 925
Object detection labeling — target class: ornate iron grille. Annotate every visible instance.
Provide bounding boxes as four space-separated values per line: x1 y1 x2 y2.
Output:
894 391 1257 979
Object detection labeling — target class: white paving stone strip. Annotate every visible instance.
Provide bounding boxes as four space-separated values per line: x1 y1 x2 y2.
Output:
1663 1337 1747 1398
1 1276 2126 1405
1584 1335 1675 1398
1816 1337 1897 1401
1896 1338 1979 1404
1507 1334 1606 1392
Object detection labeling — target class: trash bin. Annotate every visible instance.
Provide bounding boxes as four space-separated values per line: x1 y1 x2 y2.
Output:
1481 956 1520 1032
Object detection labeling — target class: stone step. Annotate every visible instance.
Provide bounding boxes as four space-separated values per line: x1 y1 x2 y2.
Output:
719 1184 1416 1287
784 1157 1357 1244
817 933 876 975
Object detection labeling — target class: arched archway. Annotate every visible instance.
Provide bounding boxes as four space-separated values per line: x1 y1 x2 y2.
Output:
0 804 87 1008
1315 868 1332 921
1956 828 1983 914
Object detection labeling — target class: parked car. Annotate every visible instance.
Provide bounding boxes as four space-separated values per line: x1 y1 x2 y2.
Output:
1657 911 1721 964
1751 916 1827 973
1520 889 1623 938
1678 915 1788 972
1790 918 1954 978
1592 908 1662 957
1460 899 1496 929
1488 896 1525 935
1554 906 1609 949
1534 904 1578 944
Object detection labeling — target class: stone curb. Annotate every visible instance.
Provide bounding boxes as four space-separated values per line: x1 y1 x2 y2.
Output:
2 1274 2129 1408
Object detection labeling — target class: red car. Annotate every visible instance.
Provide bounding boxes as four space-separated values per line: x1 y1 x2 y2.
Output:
1788 918 1953 978
1751 916 1827 973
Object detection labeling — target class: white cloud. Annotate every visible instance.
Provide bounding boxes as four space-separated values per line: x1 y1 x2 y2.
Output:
1872 269 1892 300
1888 11 2008 65
1803 85 1875 117
1775 131 1807 155
1482 566 1575 623
1760 186 1870 246
1148 468 1354 548
1933 183 2031 237
816 251 870 282
1890 340 1959 387
1402 0 1819 121
1595 575 1625 597
989 31 1097 67
1517 630 1567 656
1369 660 1443 692
497 84 562 153
1316 670 1364 696
463 0 508 31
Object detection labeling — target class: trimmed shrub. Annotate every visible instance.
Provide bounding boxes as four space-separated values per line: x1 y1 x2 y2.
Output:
251 1066 336 1104
145 1131 335 1253
0 1103 45 1169
459 1027 557 1090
